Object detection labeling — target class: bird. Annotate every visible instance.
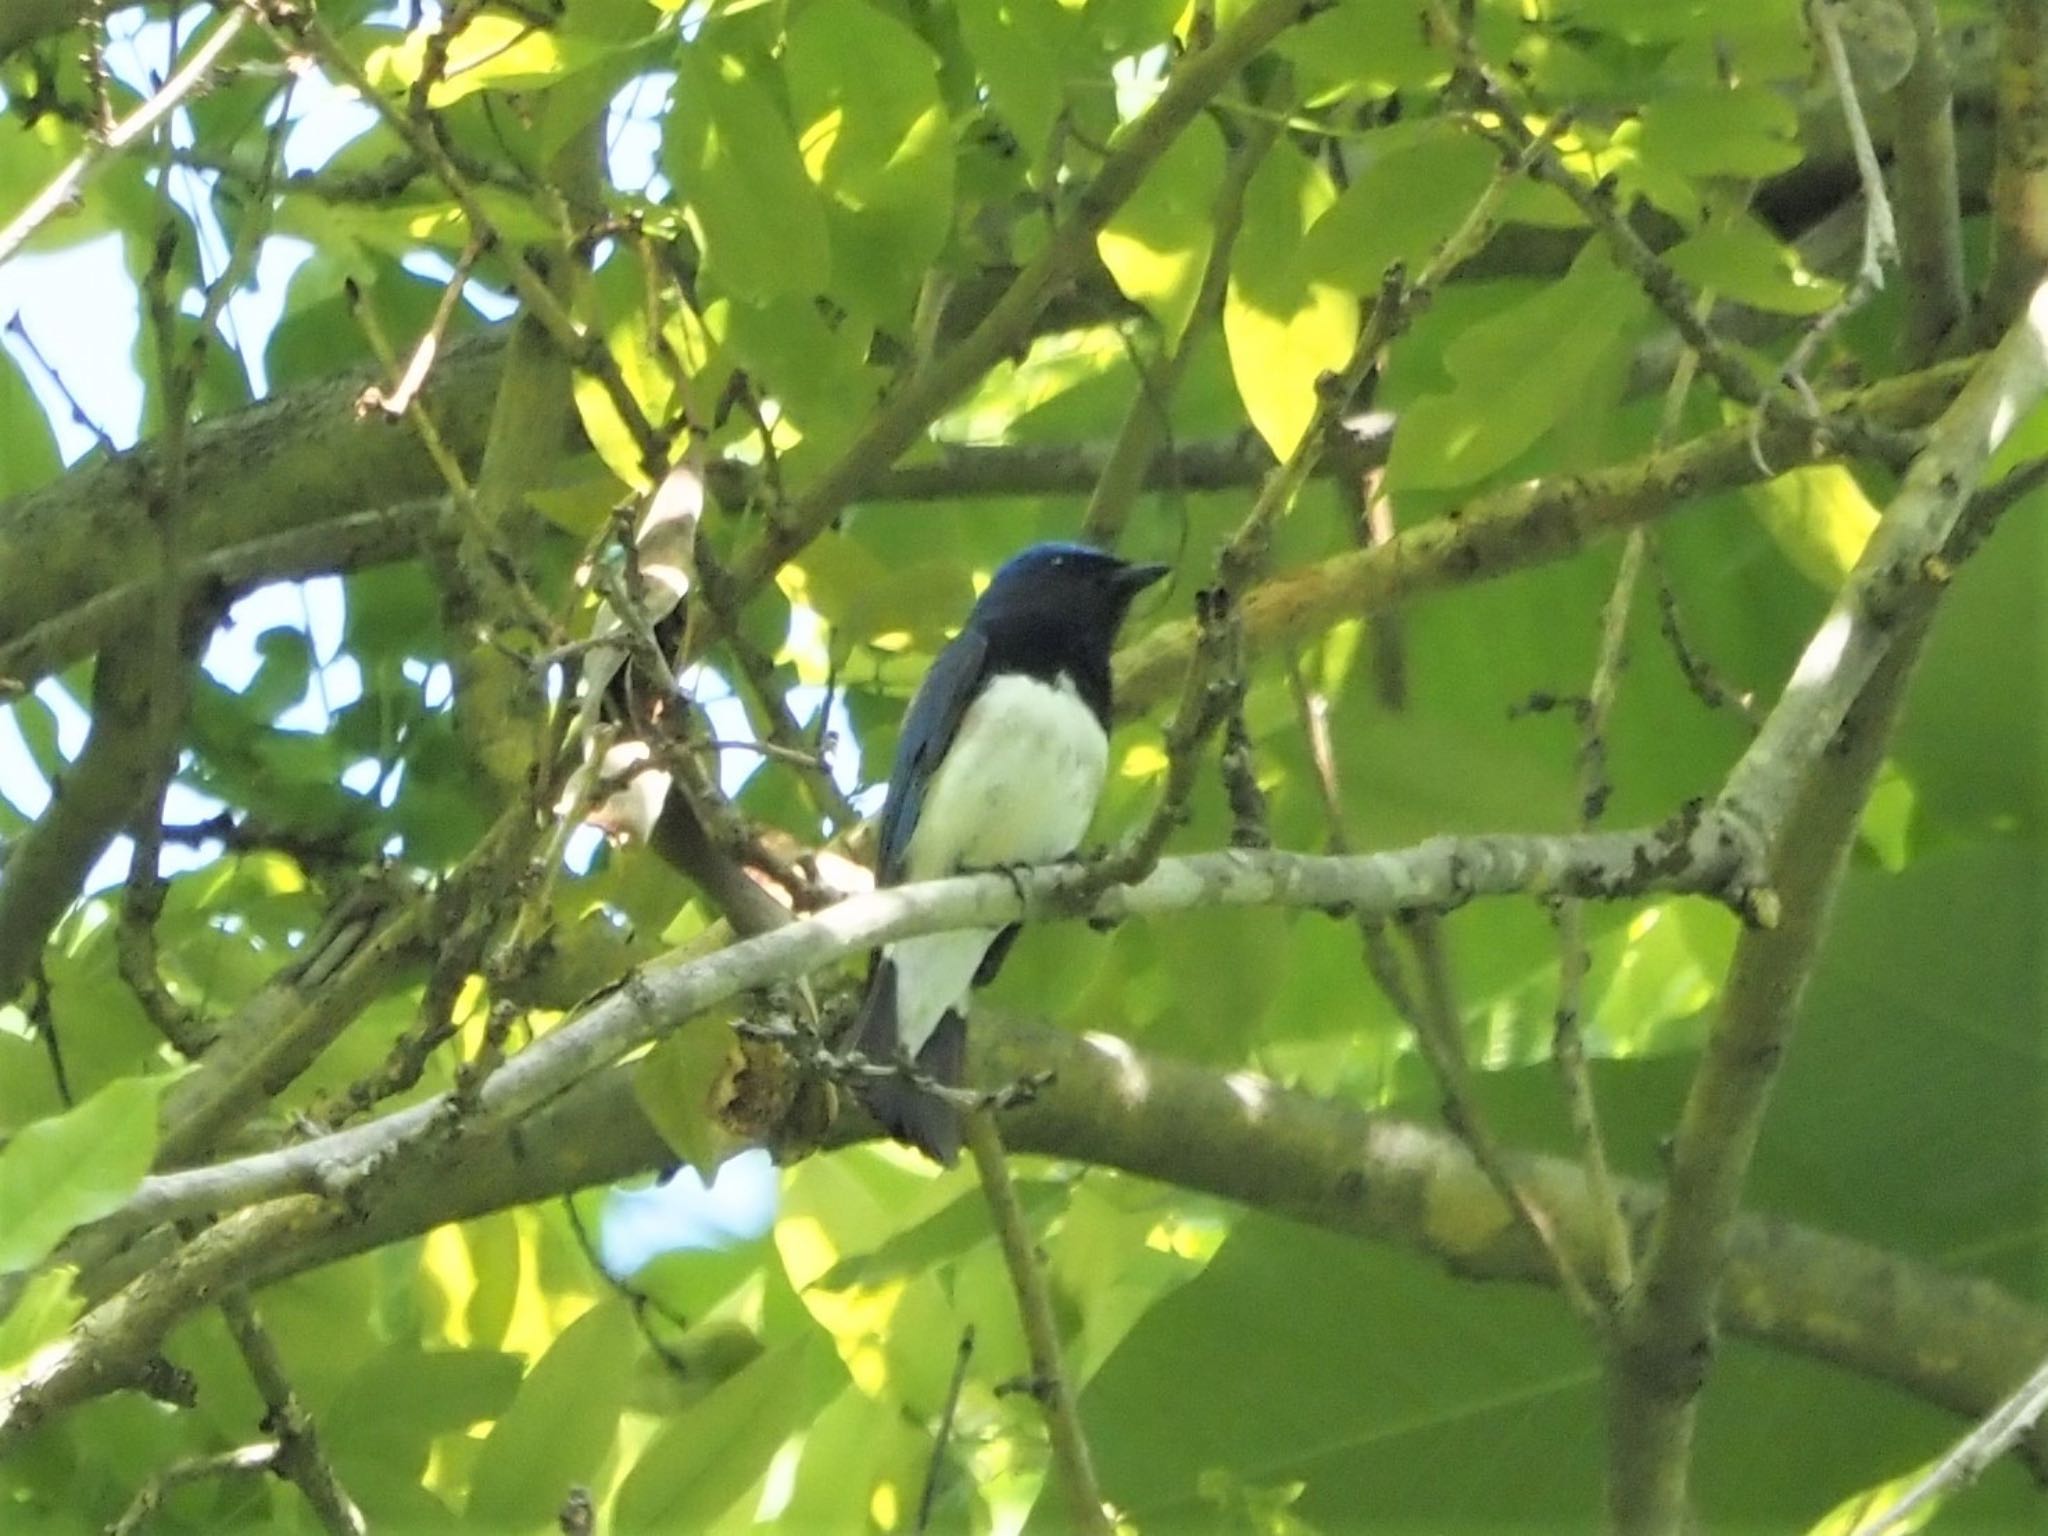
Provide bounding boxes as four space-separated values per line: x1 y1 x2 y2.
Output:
848 541 1169 1165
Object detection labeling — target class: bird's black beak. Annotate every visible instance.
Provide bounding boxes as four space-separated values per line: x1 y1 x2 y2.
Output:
1117 560 1171 594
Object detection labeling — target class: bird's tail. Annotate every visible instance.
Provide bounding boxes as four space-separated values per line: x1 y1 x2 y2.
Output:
850 962 965 1166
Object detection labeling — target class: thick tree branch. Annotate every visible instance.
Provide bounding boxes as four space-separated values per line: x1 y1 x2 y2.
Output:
1112 359 1975 716
1980 0 2048 335
1603 283 2048 1534
94 830 1760 1243
1717 286 2048 857
0 347 1974 706
1891 0 1970 362
14 1020 2048 1481
0 635 199 1002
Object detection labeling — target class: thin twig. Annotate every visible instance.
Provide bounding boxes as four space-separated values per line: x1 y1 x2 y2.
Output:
1079 100 1280 548
1548 322 1715 1310
1848 1346 2048 1534
916 1326 976 1534
217 1292 365 1535
106 1442 282 1536
359 235 490 420
965 1109 1111 1536
1779 0 1901 392
118 780 215 1057
1383 916 1601 1329
0 6 250 267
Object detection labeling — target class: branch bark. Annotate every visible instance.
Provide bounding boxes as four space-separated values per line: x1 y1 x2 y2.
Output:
0 637 198 1003
92 828 1758 1247
1891 0 1970 361
1603 281 2048 1534
14 1019 2048 1482
1113 358 1974 716
1981 0 2048 336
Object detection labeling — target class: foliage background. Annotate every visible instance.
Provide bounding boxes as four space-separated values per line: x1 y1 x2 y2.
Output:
0 0 2041 1532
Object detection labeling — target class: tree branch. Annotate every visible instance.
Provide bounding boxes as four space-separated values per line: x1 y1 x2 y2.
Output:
93 829 1761 1244
1112 358 1975 717
1603 281 2048 1534
1980 0 2048 337
722 0 1314 596
1891 0 1970 362
17 1020 2048 1480
1850 1344 2048 1533
217 1290 365 1535
0 636 199 1003
965 1109 1111 1535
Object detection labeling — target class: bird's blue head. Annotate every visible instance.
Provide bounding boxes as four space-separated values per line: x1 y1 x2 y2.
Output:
971 542 1170 636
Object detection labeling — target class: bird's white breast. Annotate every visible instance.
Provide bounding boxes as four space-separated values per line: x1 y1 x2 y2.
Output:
903 671 1108 880
889 671 1108 1056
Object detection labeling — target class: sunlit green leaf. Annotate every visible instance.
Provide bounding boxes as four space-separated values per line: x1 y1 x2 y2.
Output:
1223 139 1357 459
0 1265 81 1377
612 1336 840 1532
785 0 954 323
465 1300 640 1531
1386 245 1649 490
0 1075 170 1275
1666 217 1846 316
1097 115 1226 343
664 45 832 302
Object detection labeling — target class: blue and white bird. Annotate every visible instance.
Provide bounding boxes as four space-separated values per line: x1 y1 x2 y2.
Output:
850 542 1169 1164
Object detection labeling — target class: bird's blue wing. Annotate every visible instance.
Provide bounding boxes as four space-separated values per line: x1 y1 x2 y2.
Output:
875 628 989 885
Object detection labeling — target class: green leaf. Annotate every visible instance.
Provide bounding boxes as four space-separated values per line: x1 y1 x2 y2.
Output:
1097 114 1227 342
1301 124 1498 295
633 1022 750 1181
664 45 832 302
1223 139 1358 459
785 0 954 323
1272 2 1457 97
364 13 624 106
1635 84 1803 180
1078 1212 1599 1530
810 1180 1063 1292
956 0 1075 158
325 1342 523 1495
572 249 678 491
722 294 878 465
1745 464 1879 589
0 351 60 498
1665 217 1846 315
1386 246 1649 491
613 1336 840 1533
464 1300 640 1532
0 1265 82 1377
0 1075 171 1275
770 1384 938 1534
